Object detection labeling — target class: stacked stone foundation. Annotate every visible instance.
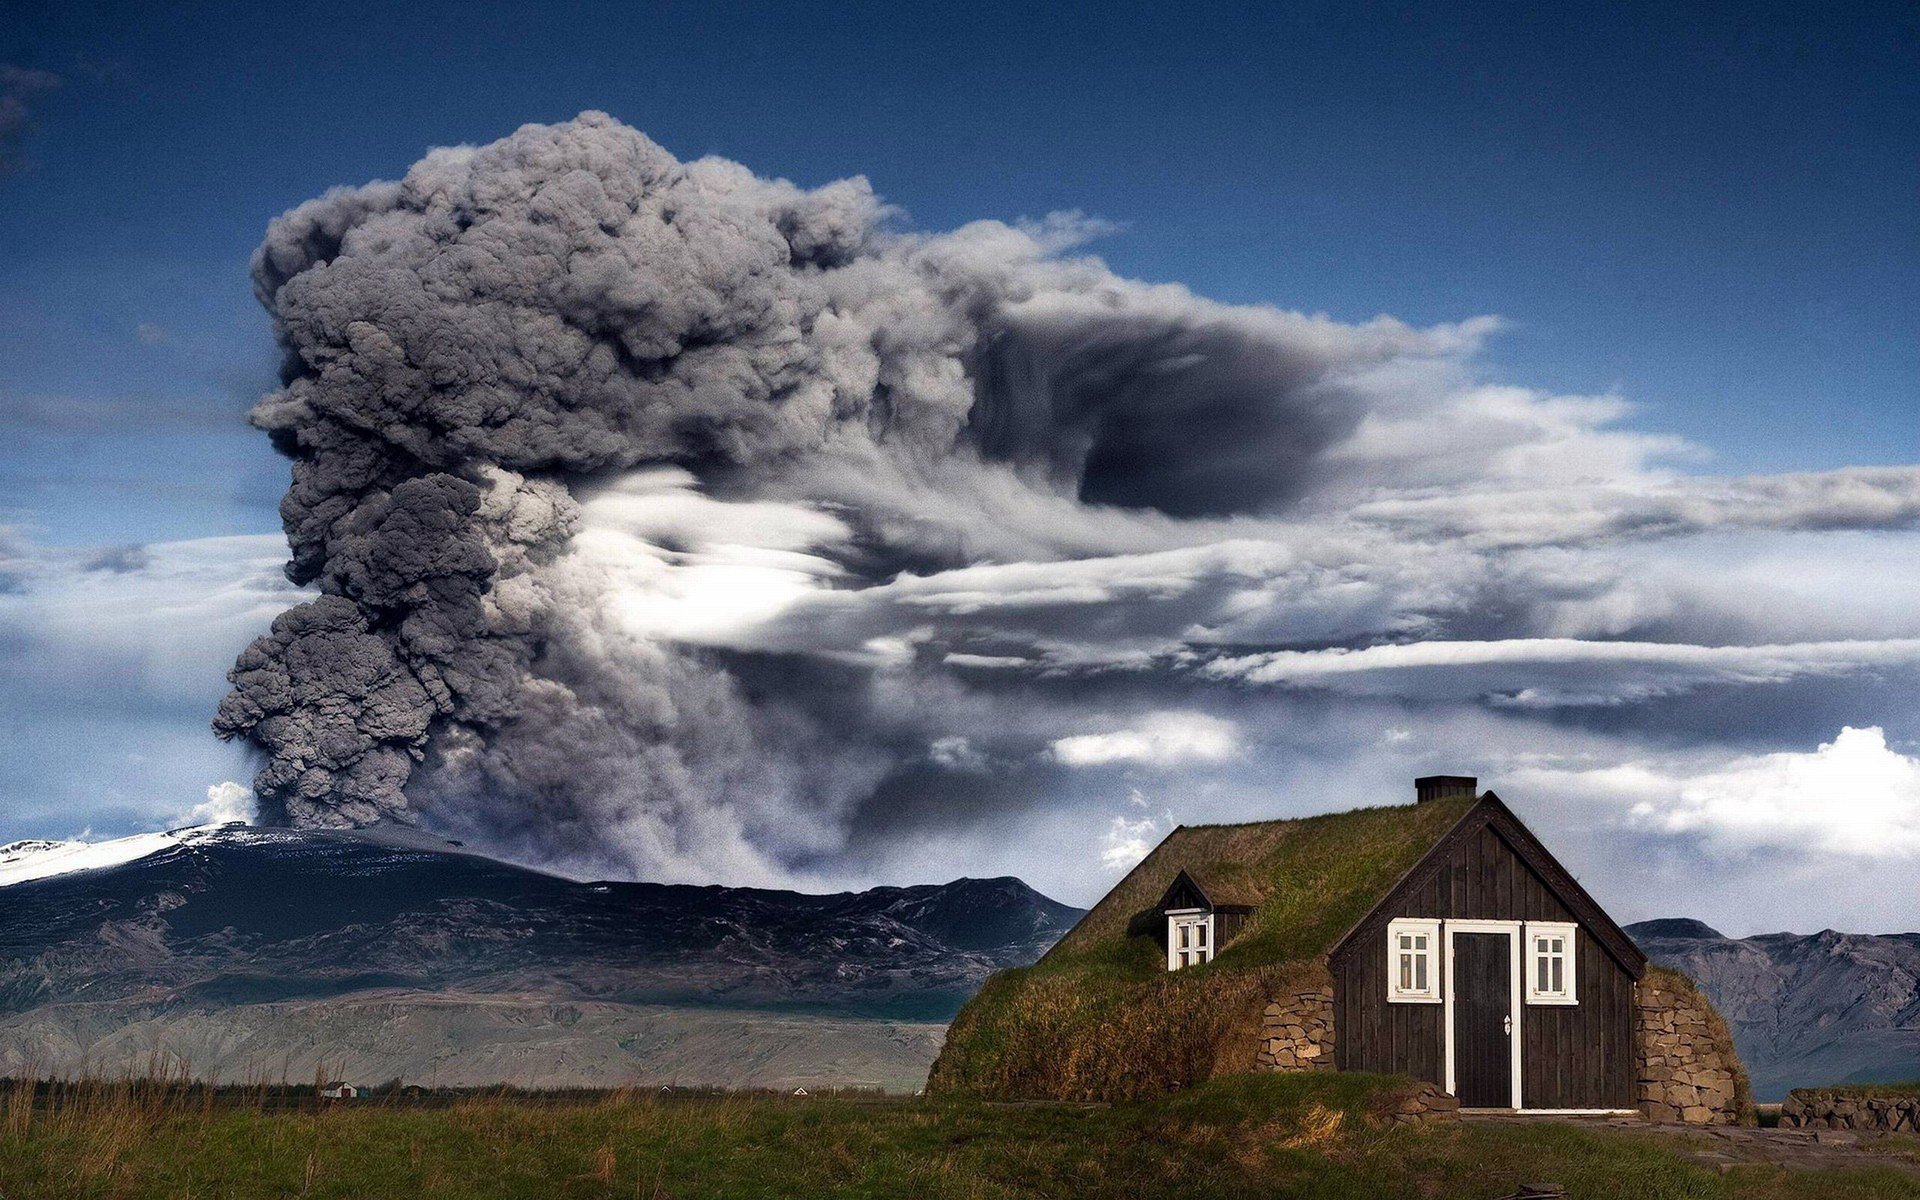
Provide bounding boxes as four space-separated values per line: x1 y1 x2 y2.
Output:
1634 974 1745 1125
1255 982 1335 1072
1781 1090 1920 1132
1374 1081 1460 1125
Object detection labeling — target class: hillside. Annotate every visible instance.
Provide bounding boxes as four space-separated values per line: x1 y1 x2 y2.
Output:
0 824 1081 1089
1628 919 1920 1100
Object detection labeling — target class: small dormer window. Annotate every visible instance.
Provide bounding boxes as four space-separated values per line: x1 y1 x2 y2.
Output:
1526 921 1577 1004
1166 910 1212 970
1386 918 1440 1002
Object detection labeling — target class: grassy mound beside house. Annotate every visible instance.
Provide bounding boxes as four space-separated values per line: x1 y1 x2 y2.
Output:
930 797 1475 1101
3 1071 1914 1199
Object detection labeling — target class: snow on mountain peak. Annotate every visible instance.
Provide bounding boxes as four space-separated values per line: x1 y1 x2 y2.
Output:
0 822 250 888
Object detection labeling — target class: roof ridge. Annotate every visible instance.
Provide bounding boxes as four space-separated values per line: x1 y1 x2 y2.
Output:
1177 800 1426 832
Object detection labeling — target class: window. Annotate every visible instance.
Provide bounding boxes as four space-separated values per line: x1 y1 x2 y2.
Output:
1166 910 1212 970
1386 918 1441 1002
1526 922 1577 1005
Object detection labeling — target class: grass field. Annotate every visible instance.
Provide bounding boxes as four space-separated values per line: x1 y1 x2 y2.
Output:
1 1072 1915 1199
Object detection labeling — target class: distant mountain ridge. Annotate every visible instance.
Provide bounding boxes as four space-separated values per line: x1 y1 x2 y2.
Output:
1628 919 1920 1101
0 825 1083 1089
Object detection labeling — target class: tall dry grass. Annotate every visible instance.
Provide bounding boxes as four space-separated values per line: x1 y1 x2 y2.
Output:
933 959 1329 1101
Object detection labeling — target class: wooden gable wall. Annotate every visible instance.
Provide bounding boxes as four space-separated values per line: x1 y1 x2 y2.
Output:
1160 874 1208 912
1329 810 1636 1109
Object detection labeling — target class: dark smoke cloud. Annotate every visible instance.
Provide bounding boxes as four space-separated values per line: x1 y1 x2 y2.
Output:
218 112 1920 885
217 112 1427 879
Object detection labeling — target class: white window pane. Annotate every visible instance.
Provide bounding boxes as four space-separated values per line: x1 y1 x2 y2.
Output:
1413 934 1426 950
1196 949 1208 964
1179 924 1190 949
1414 955 1427 991
1551 956 1564 994
1398 954 1411 991
1537 957 1550 993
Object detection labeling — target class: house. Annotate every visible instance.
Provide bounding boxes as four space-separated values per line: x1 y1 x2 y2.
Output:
933 775 1748 1122
318 1082 359 1100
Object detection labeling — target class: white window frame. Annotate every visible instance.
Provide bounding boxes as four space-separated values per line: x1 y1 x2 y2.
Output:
1386 918 1441 1003
1166 908 1213 971
1525 921 1578 1005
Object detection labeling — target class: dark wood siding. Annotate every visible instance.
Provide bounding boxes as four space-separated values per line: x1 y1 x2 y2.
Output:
1162 876 1207 910
1217 909 1248 947
1334 915 1445 1085
1331 814 1636 1109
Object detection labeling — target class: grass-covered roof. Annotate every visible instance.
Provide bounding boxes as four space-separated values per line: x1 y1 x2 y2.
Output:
1045 794 1478 976
930 795 1479 1100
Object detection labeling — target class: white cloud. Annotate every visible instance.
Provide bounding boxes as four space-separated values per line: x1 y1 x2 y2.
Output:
1051 712 1241 767
1100 813 1163 870
0 534 296 839
0 533 302 705
571 468 853 651
928 736 988 773
175 781 255 827
1515 727 1920 859
1635 727 1920 858
1203 637 1920 706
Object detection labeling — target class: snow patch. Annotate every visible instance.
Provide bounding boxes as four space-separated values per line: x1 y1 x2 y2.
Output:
0 823 248 888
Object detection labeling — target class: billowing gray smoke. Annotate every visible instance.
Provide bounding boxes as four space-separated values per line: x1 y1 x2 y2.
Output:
216 112 1444 881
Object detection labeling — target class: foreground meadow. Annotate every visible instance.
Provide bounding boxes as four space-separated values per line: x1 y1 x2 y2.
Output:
1 1074 1915 1199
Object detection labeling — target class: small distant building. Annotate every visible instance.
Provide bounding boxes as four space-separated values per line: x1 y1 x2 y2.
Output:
319 1082 359 1100
791 1087 809 1098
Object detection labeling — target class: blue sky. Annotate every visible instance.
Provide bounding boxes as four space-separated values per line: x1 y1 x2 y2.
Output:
3 0 1915 547
0 2 1916 930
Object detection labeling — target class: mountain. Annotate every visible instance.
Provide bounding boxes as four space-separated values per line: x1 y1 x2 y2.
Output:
1628 919 1920 1101
0 824 1082 1090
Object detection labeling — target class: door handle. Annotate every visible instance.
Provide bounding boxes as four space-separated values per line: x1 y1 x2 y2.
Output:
1503 1015 1513 1036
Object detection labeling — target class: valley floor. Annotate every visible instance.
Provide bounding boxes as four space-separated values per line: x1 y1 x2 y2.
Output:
2 1074 1917 1200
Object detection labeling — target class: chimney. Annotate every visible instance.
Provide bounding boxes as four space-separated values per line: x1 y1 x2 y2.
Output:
1415 775 1478 804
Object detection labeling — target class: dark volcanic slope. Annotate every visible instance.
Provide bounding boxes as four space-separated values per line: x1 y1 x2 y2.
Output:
0 826 1083 1022
1629 919 1920 1100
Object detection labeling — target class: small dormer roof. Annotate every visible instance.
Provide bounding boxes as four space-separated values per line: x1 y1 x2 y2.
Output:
1156 867 1259 913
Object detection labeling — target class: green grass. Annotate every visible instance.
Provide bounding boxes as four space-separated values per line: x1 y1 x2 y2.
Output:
2 1073 1914 1200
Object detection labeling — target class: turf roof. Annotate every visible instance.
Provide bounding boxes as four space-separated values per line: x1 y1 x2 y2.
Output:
1042 793 1480 976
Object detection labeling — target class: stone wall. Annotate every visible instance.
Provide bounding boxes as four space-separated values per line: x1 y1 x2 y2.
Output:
1372 1081 1461 1126
1781 1090 1920 1132
1255 981 1334 1072
1635 969 1750 1125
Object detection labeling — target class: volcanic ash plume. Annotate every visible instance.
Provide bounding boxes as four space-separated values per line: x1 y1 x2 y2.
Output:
215 112 1453 882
